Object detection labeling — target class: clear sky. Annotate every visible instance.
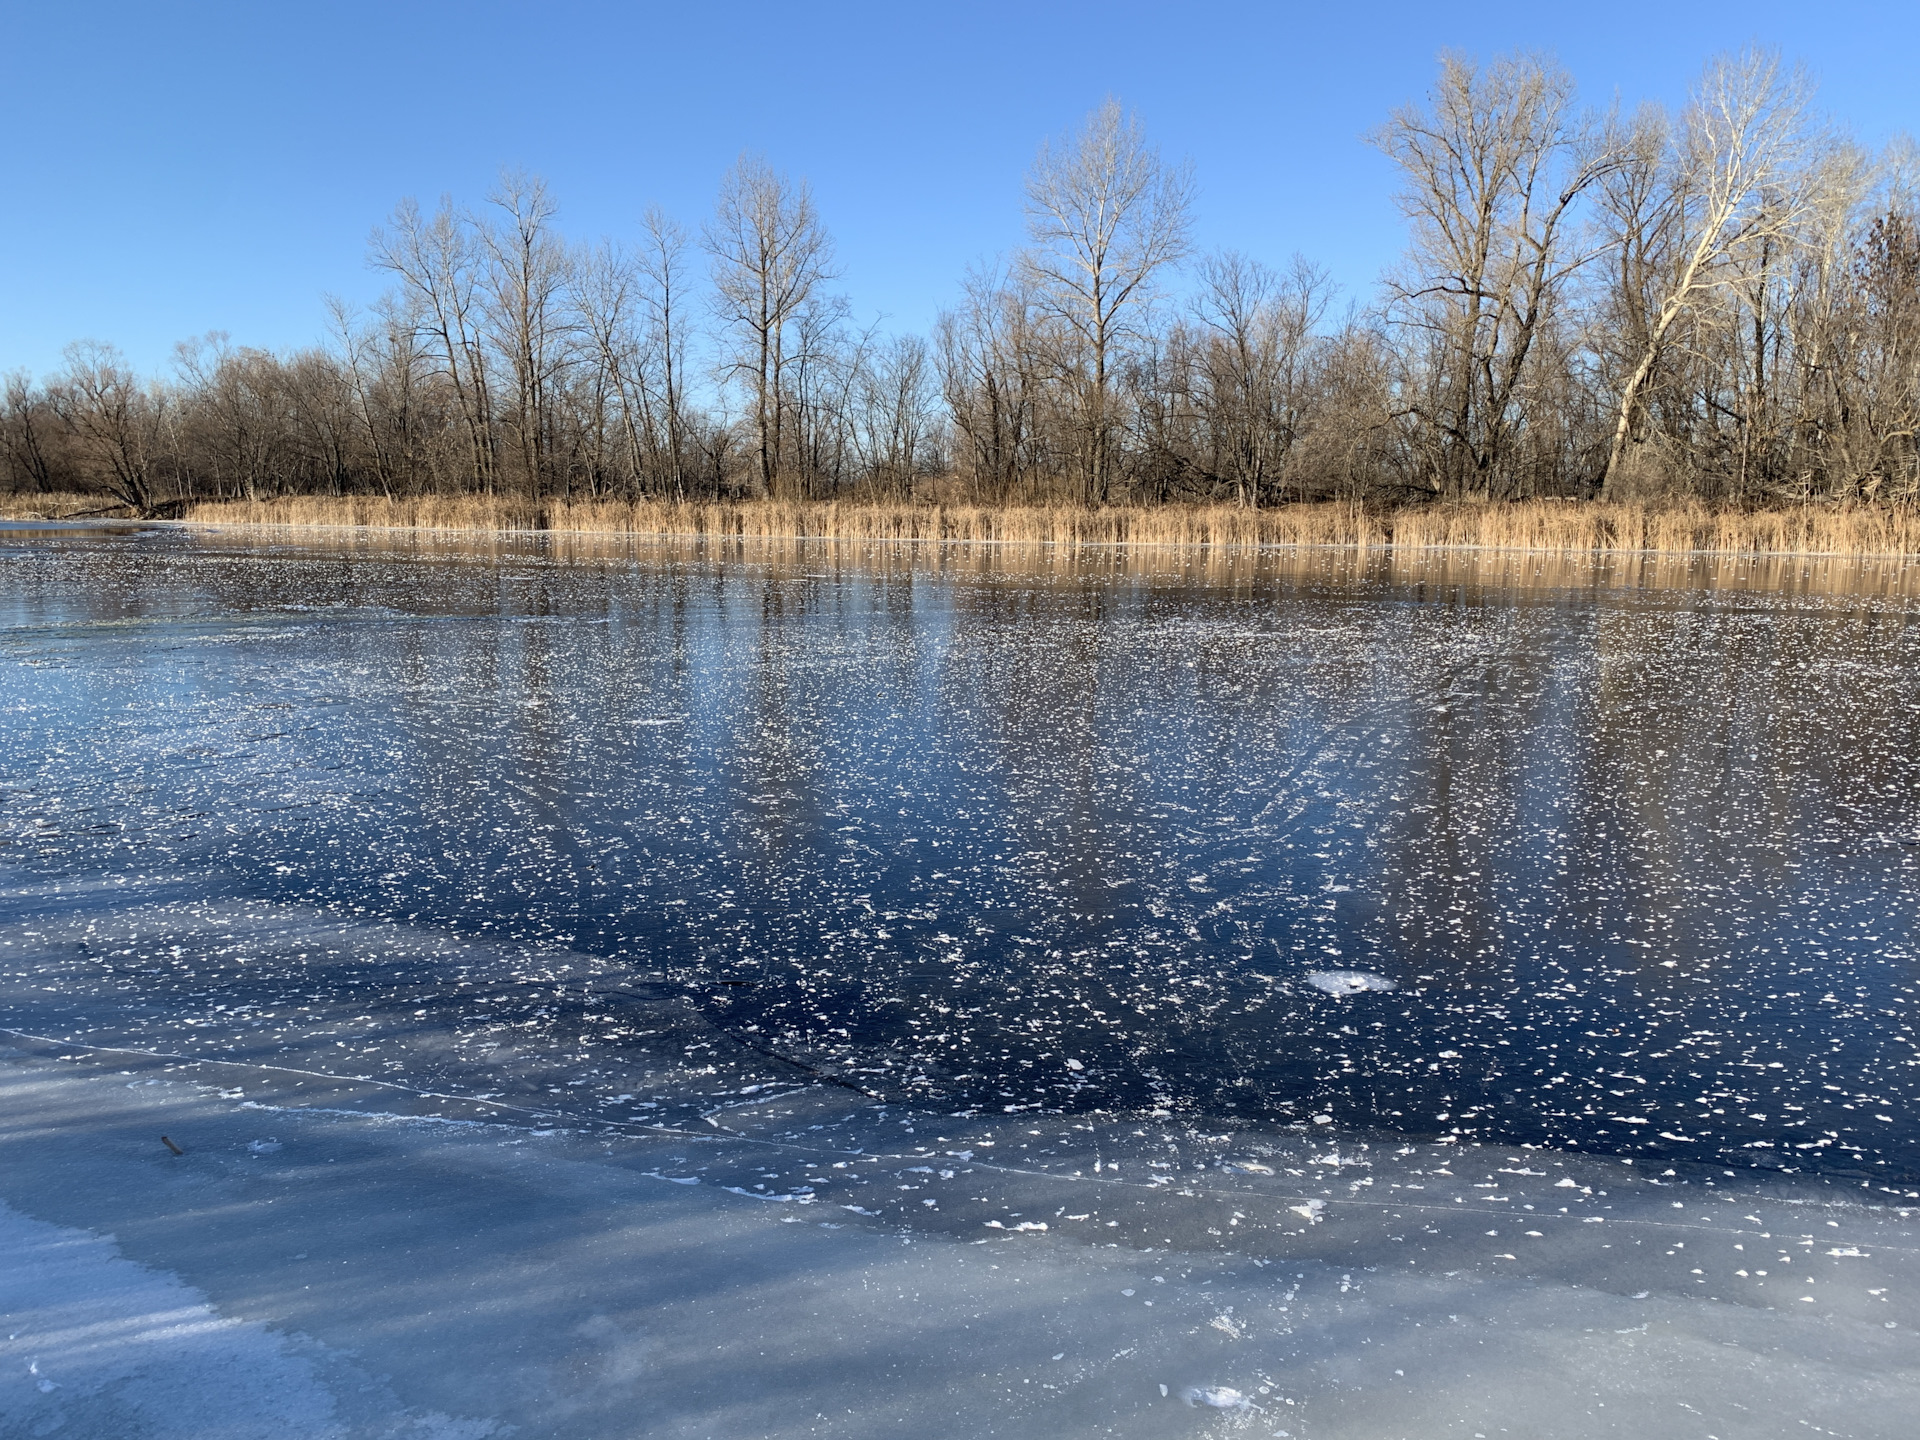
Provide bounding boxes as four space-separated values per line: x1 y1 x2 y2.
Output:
4 0 1917 378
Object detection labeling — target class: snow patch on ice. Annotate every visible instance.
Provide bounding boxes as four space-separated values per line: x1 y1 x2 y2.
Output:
1304 970 1397 995
1183 1384 1253 1409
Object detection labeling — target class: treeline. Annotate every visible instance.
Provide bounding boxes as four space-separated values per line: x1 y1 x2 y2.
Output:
7 47 1920 516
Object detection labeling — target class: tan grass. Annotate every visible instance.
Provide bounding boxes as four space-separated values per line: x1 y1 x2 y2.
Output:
0 492 141 521
166 493 1920 559
1386 498 1920 558
10 489 1916 558
175 493 1387 547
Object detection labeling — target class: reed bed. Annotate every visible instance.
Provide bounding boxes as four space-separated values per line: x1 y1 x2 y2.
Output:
9 490 1920 559
0 492 146 521
1385 499 1920 558
176 493 1388 547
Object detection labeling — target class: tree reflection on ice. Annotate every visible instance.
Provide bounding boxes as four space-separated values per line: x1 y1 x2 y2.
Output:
2 529 1917 1192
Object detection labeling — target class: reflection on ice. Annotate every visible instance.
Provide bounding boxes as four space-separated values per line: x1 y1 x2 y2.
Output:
5 529 1920 1437
2 529 1919 1190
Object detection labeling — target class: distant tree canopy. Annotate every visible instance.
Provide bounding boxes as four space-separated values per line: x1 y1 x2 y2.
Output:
9 49 1920 513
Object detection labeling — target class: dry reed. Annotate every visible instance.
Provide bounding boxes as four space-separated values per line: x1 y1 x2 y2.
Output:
9 491 1920 559
0 492 146 521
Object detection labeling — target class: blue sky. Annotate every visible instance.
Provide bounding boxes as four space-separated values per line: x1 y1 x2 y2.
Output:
4 1 1917 377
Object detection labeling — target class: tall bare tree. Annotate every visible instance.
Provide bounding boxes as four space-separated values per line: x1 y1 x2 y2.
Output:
1375 52 1621 499
327 295 424 500
638 205 694 497
1022 99 1193 504
1825 205 1920 497
480 172 571 498
853 333 940 498
1597 48 1829 493
706 155 835 497
174 332 285 501
372 197 497 491
572 239 650 492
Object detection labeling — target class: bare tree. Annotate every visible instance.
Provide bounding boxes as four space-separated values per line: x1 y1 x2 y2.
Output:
1 371 62 494
854 333 940 498
1825 204 1920 497
1292 319 1404 503
572 239 649 492
936 266 1049 503
785 296 862 497
51 341 165 511
280 347 358 497
638 205 694 496
706 155 836 497
1190 252 1332 505
480 171 571 498
372 197 497 491
326 295 421 499
571 209 699 499
174 332 285 501
1375 52 1622 499
1597 49 1829 493
1022 99 1194 504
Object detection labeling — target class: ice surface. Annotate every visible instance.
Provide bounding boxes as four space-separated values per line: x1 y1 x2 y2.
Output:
0 1190 493 1438
3 1044 1918 1438
2 529 1919 1435
3 531 1918 1177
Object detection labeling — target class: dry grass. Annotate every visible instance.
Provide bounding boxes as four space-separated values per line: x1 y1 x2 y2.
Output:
177 493 1385 547
0 492 141 521
8 489 1918 559
171 493 1920 559
1386 499 1920 558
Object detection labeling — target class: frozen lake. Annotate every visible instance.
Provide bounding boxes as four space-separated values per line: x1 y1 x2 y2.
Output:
3 525 1919 1437
5 525 1919 1178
